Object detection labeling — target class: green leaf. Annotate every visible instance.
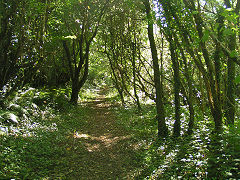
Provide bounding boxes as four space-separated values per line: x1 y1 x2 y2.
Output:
230 50 238 58
192 11 198 15
223 28 233 36
234 76 240 84
202 30 209 42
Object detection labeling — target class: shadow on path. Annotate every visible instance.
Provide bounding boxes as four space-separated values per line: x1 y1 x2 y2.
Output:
59 94 142 179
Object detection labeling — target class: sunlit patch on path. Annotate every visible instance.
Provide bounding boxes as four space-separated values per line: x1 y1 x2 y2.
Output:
74 132 132 151
62 94 142 179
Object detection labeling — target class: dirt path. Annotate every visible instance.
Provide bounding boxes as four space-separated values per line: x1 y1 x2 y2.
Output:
62 94 141 179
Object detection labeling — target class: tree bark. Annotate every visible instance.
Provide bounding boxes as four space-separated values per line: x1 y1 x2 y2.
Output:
225 0 237 126
132 41 142 111
107 51 125 106
176 38 195 135
168 35 181 137
182 0 223 132
143 0 168 138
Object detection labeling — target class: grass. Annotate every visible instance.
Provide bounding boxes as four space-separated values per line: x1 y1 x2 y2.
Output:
0 87 92 179
0 104 91 179
1 87 239 179
112 103 240 179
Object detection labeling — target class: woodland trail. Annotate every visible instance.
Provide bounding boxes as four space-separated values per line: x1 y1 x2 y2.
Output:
61 93 141 179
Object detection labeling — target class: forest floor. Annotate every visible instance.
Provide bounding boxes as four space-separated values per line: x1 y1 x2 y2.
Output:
2 88 239 179
57 92 142 179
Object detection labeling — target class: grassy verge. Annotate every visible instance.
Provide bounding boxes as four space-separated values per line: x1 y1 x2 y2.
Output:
0 105 92 179
0 87 91 179
112 104 240 179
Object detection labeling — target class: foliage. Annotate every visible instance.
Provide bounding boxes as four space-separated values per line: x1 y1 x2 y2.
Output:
1 0 240 179
113 103 240 179
0 87 90 179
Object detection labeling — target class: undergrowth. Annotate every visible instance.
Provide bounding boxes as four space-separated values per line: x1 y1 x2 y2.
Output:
0 87 90 179
113 104 240 179
1 87 239 179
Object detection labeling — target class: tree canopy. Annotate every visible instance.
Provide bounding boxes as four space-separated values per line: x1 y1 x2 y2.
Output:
0 0 240 179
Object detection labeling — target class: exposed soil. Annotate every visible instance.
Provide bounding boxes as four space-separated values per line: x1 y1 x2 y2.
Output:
60 94 141 179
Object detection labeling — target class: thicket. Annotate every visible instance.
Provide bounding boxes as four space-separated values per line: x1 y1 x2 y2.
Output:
1 0 240 179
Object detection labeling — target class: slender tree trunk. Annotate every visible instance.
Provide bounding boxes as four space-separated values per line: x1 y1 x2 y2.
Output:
224 0 237 125
107 52 125 106
132 41 141 111
212 12 225 130
177 40 195 135
226 34 236 125
183 0 223 132
187 88 195 135
160 0 194 135
144 0 168 138
168 35 181 137
198 70 206 114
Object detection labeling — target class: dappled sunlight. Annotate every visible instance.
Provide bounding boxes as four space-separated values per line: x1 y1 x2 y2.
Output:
74 131 132 151
74 133 89 139
85 143 100 152
95 103 111 108
81 99 113 109
55 95 145 179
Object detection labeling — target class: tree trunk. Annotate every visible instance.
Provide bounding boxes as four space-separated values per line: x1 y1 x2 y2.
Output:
212 12 224 130
169 35 181 137
184 0 223 132
70 78 80 105
107 52 125 106
226 34 236 125
177 39 195 135
144 0 168 138
224 0 237 125
132 41 141 111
